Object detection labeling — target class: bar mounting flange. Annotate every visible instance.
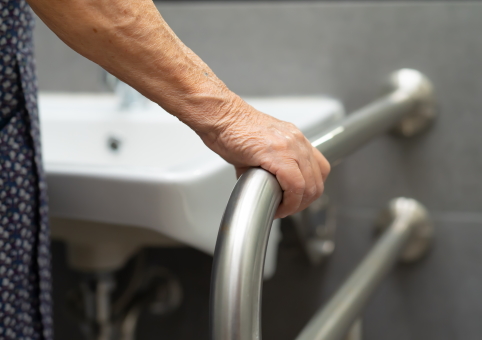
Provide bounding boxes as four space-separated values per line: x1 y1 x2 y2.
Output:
374 197 434 263
388 69 436 137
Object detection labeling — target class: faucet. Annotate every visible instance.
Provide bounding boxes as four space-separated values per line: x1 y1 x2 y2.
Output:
104 72 148 110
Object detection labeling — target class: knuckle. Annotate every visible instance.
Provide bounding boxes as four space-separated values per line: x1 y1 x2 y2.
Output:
284 121 297 130
291 179 306 196
305 185 318 199
273 137 290 151
292 127 304 138
284 122 302 136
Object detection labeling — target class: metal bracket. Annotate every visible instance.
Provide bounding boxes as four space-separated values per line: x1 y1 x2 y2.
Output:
289 195 336 266
388 69 436 137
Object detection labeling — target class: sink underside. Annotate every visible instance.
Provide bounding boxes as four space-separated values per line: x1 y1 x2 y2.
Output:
40 93 344 266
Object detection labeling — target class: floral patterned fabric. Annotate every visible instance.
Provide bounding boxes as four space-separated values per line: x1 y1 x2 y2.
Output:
0 0 52 339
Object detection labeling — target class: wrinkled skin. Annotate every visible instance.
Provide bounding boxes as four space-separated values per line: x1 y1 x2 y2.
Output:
29 0 331 218
200 96 330 218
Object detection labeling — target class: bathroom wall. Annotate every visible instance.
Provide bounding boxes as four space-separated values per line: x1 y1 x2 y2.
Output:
34 2 482 340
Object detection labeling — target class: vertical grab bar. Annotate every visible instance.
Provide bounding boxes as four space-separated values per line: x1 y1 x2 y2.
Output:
210 69 435 340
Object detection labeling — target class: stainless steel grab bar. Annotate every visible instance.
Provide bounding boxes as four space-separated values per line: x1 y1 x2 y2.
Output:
210 69 436 340
295 198 433 340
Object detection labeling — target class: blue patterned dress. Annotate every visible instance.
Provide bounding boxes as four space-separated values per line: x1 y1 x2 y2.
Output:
0 0 52 339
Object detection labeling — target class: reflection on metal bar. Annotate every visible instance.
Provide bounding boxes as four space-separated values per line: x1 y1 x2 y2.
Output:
344 319 362 340
210 69 435 340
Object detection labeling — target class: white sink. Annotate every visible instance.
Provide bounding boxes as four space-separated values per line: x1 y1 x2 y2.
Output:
39 93 344 274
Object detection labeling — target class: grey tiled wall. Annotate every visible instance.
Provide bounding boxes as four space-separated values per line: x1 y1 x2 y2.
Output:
34 2 482 339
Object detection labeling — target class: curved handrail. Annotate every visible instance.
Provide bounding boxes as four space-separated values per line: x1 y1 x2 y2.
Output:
210 69 435 340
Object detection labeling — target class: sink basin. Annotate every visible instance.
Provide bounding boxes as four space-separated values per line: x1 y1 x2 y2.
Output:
39 93 344 273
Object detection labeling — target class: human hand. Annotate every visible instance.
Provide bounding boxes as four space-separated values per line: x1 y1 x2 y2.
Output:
199 97 331 219
28 0 329 218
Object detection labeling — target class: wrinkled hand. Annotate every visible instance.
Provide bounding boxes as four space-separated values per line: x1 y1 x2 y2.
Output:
30 0 329 218
199 99 331 219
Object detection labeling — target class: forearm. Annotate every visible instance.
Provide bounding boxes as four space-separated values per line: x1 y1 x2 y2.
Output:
28 0 245 136
28 0 331 218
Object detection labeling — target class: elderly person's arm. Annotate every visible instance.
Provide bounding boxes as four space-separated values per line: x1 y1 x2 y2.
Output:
28 0 330 218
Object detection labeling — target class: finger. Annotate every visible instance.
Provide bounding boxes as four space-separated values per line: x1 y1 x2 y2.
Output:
310 153 325 201
272 160 305 219
313 147 331 181
295 154 318 213
315 163 325 199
